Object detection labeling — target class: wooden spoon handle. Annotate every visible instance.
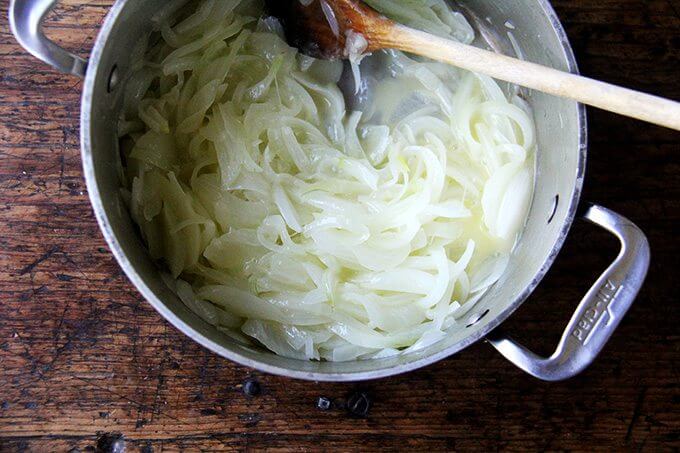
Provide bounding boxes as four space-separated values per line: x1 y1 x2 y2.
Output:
382 25 680 131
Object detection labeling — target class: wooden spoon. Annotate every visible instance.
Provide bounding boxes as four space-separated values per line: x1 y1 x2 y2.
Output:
266 0 680 131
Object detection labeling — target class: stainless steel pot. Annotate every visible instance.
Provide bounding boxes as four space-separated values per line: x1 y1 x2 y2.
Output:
10 0 651 381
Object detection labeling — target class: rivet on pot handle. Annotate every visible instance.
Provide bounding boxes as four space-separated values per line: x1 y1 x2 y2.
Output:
487 204 650 381
9 0 87 77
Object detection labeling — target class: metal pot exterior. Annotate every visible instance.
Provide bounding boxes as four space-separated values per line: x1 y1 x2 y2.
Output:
10 0 650 381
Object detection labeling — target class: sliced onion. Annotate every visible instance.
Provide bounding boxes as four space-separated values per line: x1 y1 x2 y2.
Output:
119 0 536 362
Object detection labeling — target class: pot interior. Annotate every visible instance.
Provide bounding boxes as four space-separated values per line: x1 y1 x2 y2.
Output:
82 0 585 380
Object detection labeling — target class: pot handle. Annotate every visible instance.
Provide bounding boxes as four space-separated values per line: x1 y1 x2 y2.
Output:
487 204 650 381
9 0 87 77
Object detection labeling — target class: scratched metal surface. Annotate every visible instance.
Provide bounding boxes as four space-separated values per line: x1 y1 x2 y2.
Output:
0 0 679 451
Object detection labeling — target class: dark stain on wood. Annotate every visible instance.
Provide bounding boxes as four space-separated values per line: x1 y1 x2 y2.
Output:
0 0 678 451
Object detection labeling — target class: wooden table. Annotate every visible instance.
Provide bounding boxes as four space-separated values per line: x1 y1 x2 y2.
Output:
1 1 678 451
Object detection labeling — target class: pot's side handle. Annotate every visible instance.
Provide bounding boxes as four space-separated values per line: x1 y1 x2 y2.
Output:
9 0 87 77
487 204 650 381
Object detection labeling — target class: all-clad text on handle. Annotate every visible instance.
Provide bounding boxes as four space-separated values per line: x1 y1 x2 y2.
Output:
487 204 650 381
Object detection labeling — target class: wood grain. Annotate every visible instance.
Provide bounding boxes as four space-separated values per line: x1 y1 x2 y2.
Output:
0 0 678 451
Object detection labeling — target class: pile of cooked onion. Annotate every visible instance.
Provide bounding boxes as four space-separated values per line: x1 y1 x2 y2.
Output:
118 0 535 361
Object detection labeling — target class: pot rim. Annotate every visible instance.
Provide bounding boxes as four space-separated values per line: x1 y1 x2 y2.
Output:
80 0 588 381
